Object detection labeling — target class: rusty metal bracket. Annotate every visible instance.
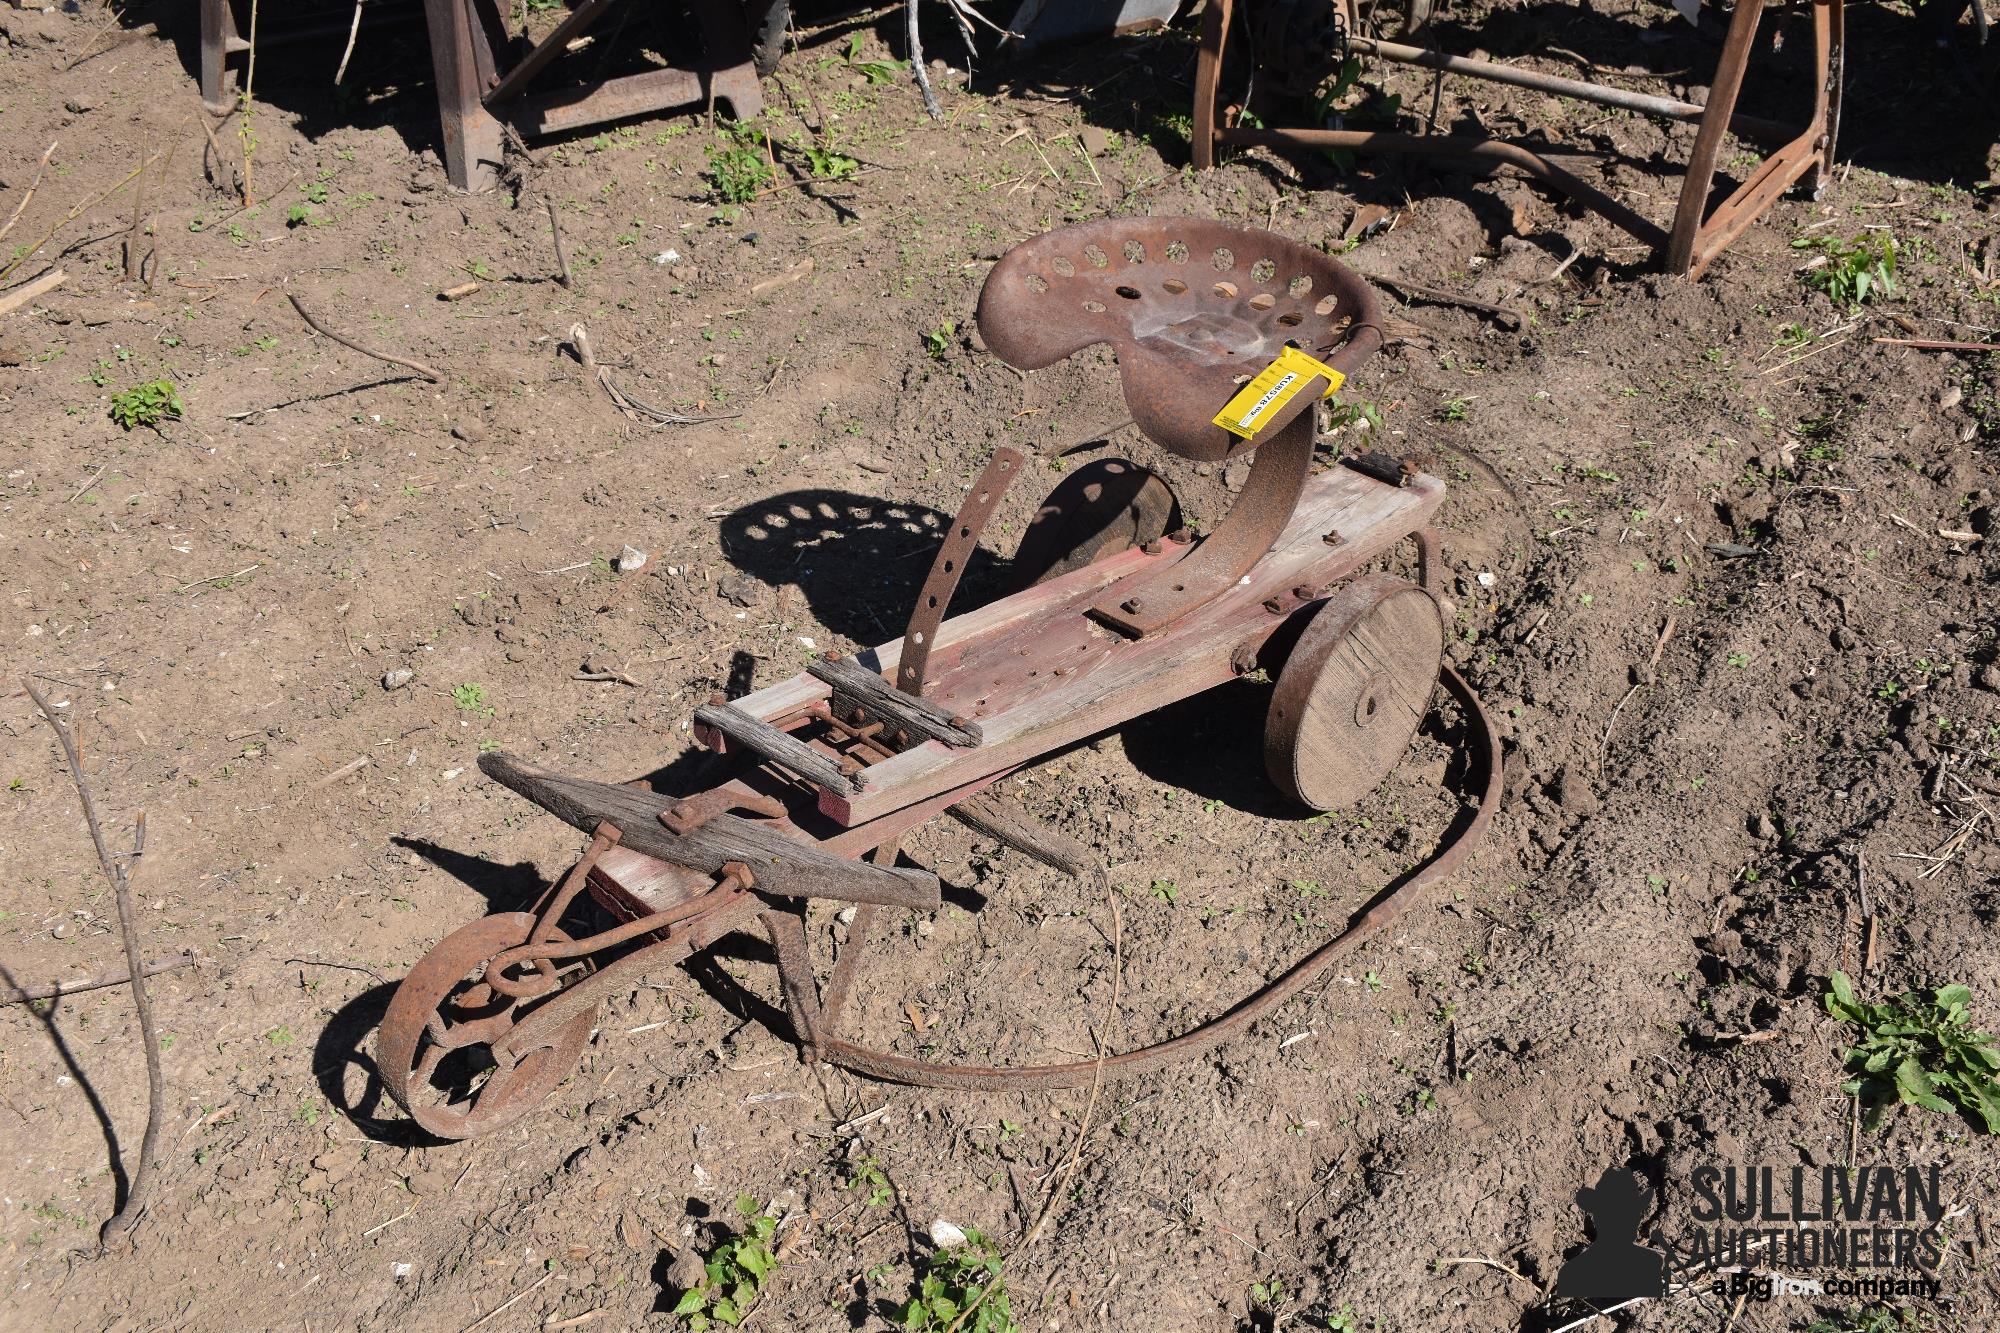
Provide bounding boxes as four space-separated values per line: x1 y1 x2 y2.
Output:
897 446 1028 697
659 787 787 835
1089 412 1316 638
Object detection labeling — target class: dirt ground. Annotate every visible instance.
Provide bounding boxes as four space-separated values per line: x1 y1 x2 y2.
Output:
3 2 1998 1330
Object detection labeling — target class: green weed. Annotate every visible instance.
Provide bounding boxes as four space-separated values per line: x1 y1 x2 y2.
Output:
108 379 182 431
1792 232 1896 308
1826 970 2000 1132
901 1228 1015 1333
670 1195 779 1330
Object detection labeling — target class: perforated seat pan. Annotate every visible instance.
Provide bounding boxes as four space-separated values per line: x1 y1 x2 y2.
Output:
976 217 1384 462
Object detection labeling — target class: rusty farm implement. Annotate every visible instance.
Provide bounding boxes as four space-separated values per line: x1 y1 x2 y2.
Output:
377 217 1503 1139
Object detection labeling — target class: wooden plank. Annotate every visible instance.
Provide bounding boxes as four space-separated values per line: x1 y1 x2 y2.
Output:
808 655 983 748
821 469 1440 824
692 702 861 794
478 752 938 910
949 792 1099 878
0 268 65 318
482 0 618 108
728 531 1168 726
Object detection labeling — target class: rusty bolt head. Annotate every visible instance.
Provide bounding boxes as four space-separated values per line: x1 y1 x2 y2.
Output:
708 691 728 706
1262 596 1287 614
949 715 969 728
1141 539 1163 555
1322 529 1346 546
1291 584 1316 601
1122 598 1144 614
1167 527 1195 544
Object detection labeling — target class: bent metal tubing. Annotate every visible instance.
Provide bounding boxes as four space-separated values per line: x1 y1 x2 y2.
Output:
1219 126 1671 253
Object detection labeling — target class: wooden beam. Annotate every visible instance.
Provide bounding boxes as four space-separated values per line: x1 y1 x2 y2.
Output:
809 654 983 748
949 792 1099 879
692 702 862 794
478 752 937 910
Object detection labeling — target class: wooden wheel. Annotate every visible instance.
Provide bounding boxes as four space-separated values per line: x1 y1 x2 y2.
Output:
1009 458 1179 592
1264 573 1442 811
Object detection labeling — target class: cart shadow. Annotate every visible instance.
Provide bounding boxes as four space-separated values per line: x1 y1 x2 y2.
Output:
391 836 546 915
311 979 433 1146
716 489 1009 646
1117 677 1298 818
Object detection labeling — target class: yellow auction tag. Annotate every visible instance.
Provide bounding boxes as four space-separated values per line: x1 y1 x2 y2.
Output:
1211 346 1347 440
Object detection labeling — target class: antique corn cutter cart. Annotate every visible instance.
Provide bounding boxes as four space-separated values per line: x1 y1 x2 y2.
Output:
378 218 1502 1139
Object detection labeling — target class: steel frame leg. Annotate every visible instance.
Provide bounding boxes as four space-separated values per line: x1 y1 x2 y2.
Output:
200 0 239 115
1665 0 1844 277
422 0 507 193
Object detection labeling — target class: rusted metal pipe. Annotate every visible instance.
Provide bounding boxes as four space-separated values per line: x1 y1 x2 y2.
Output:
1217 126 1670 251
1349 36 1796 145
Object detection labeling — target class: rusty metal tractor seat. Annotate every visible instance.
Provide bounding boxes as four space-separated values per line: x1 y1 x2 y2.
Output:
977 218 1388 638
977 218 1384 464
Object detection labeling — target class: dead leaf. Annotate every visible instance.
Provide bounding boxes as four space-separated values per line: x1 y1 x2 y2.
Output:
751 258 815 297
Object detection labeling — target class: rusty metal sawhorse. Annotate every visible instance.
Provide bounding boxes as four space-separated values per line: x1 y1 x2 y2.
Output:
1192 0 1845 279
199 0 771 194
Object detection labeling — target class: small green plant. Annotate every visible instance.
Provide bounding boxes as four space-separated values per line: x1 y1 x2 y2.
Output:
108 379 183 431
451 682 492 715
1792 232 1896 308
846 1155 892 1207
671 1195 779 1330
1149 879 1179 906
706 124 774 205
803 144 860 181
1440 395 1472 422
923 322 955 361
1826 970 2000 1132
1805 1306 1931 1333
1324 396 1382 433
835 35 910 86
901 1228 1015 1333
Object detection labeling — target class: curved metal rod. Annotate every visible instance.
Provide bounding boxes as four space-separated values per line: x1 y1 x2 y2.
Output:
486 878 744 998
1219 126 1670 253
814 663 1502 1092
1087 412 1316 638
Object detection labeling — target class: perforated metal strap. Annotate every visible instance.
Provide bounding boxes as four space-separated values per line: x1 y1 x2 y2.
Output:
896 446 1028 697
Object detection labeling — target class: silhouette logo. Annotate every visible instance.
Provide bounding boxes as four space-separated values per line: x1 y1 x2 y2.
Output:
1555 1168 1669 1302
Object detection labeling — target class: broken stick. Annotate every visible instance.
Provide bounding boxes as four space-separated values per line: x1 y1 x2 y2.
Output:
21 678 166 1250
287 292 442 383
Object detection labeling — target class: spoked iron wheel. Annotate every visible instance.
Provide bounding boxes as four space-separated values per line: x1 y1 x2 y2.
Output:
378 911 597 1140
1010 458 1180 592
1264 572 1443 811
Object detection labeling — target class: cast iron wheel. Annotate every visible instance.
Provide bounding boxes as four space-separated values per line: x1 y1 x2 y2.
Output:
1264 573 1443 811
378 911 596 1140
1009 458 1180 592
